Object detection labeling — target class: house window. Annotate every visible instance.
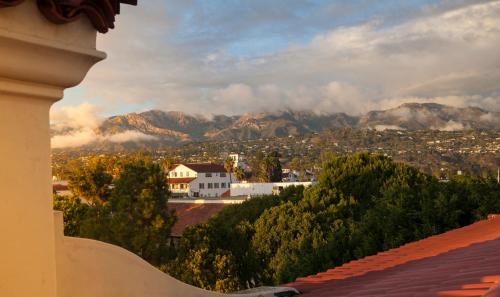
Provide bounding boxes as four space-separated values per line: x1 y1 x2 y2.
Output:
180 172 183 177
199 183 205 189
173 172 177 177
221 183 226 188
206 173 212 177
214 183 219 189
186 172 190 177
220 172 227 177
208 183 213 189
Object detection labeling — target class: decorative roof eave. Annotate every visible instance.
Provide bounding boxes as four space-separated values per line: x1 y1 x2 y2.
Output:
0 0 137 33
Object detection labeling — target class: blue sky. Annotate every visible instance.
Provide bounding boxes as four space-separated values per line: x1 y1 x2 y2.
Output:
52 0 500 120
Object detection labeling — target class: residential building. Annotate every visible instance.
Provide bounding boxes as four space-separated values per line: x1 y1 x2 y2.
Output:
167 163 232 198
229 153 248 170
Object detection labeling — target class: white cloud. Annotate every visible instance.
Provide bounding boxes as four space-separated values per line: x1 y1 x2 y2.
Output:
107 131 157 143
431 120 465 131
51 129 157 149
51 129 98 149
50 103 157 148
50 103 102 130
374 125 405 131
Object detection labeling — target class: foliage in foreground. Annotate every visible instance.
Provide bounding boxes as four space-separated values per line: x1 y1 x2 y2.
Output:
168 153 500 291
54 155 175 267
54 152 499 293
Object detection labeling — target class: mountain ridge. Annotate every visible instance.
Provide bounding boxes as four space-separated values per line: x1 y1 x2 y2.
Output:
51 103 500 149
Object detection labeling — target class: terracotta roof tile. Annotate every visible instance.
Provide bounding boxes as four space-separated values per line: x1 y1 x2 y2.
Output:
53 184 69 191
174 163 227 173
285 215 500 297
167 177 197 184
168 202 228 237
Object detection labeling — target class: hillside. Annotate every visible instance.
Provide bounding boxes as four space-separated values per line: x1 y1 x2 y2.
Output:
51 103 499 150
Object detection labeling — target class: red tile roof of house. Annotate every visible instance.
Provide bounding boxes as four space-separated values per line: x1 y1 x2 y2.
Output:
168 202 228 237
167 177 197 184
53 184 69 191
285 215 500 297
174 163 227 173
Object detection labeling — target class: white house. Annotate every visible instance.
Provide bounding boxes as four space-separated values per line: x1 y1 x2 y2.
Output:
229 153 248 170
167 163 233 198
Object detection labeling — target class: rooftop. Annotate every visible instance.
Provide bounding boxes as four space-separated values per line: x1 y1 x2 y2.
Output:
167 177 197 184
168 202 228 237
286 215 500 297
174 163 227 173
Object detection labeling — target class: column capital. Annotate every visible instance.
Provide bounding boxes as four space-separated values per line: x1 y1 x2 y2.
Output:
0 0 106 102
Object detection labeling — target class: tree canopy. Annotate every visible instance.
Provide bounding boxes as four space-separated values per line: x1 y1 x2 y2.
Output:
56 155 175 267
55 152 499 292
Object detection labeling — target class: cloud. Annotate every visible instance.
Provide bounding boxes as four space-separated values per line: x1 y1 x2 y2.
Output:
51 129 157 149
50 103 102 130
374 125 405 131
50 103 157 148
431 120 465 132
106 131 157 143
51 129 98 149
67 1 500 116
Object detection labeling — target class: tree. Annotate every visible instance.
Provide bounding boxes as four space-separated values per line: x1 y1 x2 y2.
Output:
166 194 297 292
68 157 112 205
53 194 89 237
59 155 176 268
233 167 245 182
104 156 176 266
224 156 234 174
259 151 282 182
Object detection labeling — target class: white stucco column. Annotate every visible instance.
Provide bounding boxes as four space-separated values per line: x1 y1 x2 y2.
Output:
0 2 104 297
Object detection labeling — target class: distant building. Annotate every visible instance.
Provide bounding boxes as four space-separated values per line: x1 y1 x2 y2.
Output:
282 168 299 182
52 180 71 197
229 153 248 170
282 168 316 182
167 163 232 198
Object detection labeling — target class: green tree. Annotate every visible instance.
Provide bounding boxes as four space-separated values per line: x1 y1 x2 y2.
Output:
59 155 176 269
224 156 234 174
68 157 113 205
233 167 245 182
104 156 176 266
166 192 301 292
259 151 282 182
53 194 89 236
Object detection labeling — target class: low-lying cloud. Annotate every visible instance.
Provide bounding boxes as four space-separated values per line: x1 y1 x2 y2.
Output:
51 129 158 149
50 103 157 149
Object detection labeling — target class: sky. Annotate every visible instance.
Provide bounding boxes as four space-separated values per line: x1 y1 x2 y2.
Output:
51 0 500 122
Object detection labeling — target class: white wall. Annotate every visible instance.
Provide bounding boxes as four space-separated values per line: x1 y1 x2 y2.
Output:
190 172 232 198
168 165 232 198
230 182 314 197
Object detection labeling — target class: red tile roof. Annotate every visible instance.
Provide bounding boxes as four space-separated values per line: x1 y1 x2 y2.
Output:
167 177 197 184
168 202 228 237
286 215 500 297
174 163 227 173
53 184 69 191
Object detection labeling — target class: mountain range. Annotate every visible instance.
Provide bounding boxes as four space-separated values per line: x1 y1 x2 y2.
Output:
52 103 499 149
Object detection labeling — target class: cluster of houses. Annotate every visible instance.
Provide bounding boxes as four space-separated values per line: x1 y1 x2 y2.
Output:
54 153 316 199
167 153 315 199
